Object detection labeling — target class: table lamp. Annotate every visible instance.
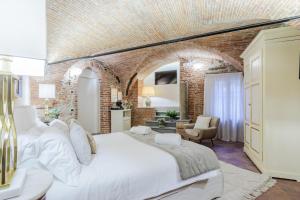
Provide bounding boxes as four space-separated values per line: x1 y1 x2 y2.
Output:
142 86 155 107
39 84 56 121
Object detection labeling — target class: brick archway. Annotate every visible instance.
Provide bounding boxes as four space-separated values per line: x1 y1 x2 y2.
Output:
125 44 242 97
62 59 120 133
125 45 243 123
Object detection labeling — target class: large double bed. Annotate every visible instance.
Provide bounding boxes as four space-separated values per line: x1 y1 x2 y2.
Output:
46 132 223 200
15 106 223 200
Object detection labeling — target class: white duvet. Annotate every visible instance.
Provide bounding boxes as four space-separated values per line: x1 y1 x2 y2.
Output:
46 132 221 200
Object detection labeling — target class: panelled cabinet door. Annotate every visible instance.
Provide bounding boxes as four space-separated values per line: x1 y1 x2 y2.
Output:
245 87 251 123
250 127 262 160
251 55 261 83
250 54 262 128
251 84 262 126
244 61 251 85
245 123 251 145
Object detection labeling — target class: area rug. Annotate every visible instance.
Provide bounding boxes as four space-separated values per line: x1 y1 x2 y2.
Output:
159 161 276 200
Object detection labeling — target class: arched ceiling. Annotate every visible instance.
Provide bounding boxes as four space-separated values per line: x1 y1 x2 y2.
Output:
94 24 281 86
47 0 300 63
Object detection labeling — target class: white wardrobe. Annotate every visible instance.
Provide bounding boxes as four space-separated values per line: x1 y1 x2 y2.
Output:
241 27 300 181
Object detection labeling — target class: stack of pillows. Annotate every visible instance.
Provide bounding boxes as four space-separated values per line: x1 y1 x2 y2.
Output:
18 119 97 187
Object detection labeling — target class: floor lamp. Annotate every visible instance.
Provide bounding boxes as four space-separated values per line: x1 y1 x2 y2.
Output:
0 58 17 187
0 0 46 190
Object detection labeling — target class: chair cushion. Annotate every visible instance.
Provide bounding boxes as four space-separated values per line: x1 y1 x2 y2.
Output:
185 129 199 137
194 116 211 129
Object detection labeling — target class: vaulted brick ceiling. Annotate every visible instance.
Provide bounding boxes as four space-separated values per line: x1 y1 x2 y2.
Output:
47 0 300 63
95 24 280 86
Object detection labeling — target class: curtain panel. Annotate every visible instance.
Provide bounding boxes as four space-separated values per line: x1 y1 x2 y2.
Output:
204 72 244 142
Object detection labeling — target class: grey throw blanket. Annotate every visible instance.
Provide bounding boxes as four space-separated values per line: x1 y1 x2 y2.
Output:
125 131 220 180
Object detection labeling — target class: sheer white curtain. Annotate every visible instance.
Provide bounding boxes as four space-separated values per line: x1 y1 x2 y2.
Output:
204 72 244 142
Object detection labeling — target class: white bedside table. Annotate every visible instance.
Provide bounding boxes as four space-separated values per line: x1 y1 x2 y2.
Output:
10 169 53 200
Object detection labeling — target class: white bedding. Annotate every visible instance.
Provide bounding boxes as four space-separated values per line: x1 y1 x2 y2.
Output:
46 132 222 200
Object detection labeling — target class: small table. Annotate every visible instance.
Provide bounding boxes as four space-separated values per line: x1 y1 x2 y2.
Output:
10 169 53 200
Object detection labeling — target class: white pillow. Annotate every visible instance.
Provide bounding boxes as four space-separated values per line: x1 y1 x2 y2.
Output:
17 132 40 167
38 127 81 186
194 116 211 129
155 133 181 146
130 126 151 135
49 119 69 135
14 106 38 133
69 121 92 165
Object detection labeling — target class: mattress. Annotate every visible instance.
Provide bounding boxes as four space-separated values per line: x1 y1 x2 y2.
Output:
46 132 223 200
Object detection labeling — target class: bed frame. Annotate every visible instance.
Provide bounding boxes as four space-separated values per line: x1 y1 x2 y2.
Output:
149 169 223 200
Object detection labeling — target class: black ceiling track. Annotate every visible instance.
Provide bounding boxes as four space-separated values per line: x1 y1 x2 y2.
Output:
49 15 300 65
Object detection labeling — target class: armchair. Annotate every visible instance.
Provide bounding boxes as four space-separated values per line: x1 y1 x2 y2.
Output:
176 116 220 146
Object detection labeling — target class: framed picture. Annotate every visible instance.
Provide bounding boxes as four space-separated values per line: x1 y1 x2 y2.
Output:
14 77 22 98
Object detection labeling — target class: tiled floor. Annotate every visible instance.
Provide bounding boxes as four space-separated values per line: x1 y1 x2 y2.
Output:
202 140 300 200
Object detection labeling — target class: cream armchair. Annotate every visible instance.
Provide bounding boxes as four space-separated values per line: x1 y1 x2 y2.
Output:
176 117 220 146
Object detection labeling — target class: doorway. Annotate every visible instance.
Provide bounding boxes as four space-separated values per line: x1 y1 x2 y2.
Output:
77 68 100 133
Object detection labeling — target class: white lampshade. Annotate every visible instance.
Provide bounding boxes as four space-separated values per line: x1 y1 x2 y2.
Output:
142 86 155 97
0 58 12 74
0 0 46 60
0 0 46 77
39 84 56 99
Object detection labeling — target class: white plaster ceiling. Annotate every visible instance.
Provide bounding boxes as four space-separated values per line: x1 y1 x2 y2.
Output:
47 0 300 63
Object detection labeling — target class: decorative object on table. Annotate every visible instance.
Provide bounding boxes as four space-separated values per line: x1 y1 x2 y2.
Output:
122 100 133 109
48 107 61 119
116 100 123 109
165 110 178 121
157 118 166 128
39 84 56 122
142 86 155 107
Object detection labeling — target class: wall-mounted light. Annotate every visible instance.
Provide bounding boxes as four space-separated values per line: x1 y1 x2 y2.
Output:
193 63 205 69
64 67 83 85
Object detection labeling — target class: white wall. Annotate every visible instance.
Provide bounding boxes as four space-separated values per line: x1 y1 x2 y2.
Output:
78 69 100 133
140 62 180 108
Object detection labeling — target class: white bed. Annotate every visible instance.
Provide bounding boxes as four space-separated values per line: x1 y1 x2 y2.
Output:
46 132 223 200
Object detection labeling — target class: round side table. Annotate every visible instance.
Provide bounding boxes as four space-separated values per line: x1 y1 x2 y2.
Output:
10 169 53 200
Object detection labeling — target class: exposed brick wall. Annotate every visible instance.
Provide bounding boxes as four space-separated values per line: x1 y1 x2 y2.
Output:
179 60 206 122
31 59 120 133
133 108 156 126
